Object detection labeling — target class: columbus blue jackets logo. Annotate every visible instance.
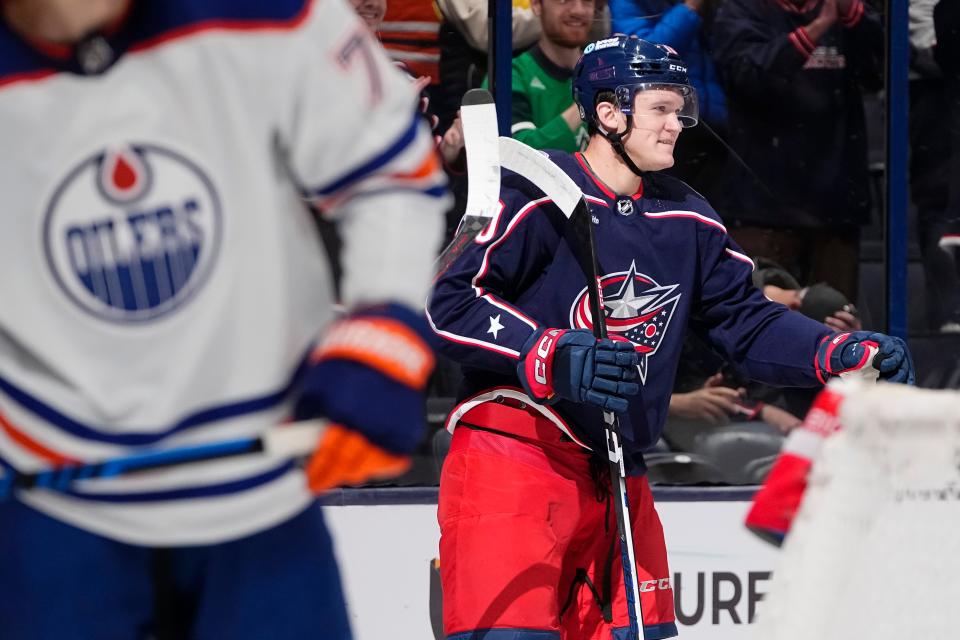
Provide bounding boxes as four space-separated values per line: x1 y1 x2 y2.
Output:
42 144 222 322
569 262 680 383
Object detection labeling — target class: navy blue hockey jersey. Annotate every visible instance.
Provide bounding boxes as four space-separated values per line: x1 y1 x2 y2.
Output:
427 151 832 472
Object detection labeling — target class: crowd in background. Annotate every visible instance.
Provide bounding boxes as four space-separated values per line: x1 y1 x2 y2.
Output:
349 0 960 484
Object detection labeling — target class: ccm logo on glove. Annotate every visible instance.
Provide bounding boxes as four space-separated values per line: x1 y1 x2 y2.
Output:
533 329 561 386
518 327 640 413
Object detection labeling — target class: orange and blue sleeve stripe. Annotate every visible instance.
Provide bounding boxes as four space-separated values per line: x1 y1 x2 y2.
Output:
307 112 446 209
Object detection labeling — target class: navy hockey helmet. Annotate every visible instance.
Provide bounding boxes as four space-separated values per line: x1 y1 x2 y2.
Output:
573 35 698 128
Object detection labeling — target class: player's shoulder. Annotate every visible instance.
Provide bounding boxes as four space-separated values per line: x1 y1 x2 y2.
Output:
129 0 312 43
0 0 313 89
644 172 720 215
147 0 310 26
643 172 727 233
0 22 39 87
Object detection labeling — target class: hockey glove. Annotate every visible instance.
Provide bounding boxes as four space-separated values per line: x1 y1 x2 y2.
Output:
294 303 436 493
815 331 915 385
517 328 639 413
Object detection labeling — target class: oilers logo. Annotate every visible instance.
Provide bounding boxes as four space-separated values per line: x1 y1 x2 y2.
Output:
43 144 222 322
569 262 680 383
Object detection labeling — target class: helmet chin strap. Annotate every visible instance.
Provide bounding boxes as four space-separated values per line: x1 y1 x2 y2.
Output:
598 118 647 179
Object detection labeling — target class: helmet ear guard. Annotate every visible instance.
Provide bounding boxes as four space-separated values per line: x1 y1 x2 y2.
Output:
614 86 633 116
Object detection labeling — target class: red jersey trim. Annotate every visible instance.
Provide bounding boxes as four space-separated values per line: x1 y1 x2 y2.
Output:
0 411 80 465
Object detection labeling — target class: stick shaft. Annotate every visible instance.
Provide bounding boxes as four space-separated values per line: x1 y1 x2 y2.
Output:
5 421 327 493
570 198 646 639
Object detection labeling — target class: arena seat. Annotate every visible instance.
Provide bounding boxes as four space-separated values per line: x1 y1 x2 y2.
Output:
643 452 728 485
741 453 779 485
689 422 785 485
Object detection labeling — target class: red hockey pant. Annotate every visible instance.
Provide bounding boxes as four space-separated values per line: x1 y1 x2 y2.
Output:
438 423 677 639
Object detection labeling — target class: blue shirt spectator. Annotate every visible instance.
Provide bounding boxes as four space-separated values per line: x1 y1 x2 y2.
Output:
610 0 727 126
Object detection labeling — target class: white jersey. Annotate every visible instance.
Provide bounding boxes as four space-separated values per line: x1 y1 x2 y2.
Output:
0 0 446 546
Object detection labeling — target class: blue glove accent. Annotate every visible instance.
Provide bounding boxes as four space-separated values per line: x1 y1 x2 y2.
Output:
816 331 915 385
517 328 640 413
293 303 435 454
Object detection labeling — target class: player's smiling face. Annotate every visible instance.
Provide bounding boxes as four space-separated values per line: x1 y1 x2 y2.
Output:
623 88 685 171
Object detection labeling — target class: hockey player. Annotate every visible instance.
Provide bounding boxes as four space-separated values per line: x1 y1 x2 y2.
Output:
427 35 913 639
0 0 445 638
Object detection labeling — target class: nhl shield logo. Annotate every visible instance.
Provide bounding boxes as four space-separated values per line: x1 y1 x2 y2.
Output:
616 198 634 216
568 262 680 383
42 144 222 323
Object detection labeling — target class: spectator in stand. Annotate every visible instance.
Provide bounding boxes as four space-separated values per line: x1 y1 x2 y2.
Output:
351 0 387 30
752 257 862 333
609 0 729 202
433 0 543 132
909 0 960 333
377 0 443 109
429 0 544 241
434 0 598 239
933 0 960 332
664 335 802 455
711 0 883 303
497 0 597 152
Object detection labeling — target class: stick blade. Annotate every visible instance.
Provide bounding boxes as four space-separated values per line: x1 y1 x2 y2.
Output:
497 137 582 218
461 90 501 221
434 89 503 275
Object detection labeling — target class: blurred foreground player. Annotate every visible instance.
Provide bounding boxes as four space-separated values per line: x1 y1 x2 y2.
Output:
0 0 446 638
427 35 913 639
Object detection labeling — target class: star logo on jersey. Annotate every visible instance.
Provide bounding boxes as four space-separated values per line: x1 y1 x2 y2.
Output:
487 314 505 340
568 262 680 384
42 143 223 323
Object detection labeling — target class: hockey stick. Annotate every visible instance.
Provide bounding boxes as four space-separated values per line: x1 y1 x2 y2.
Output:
499 136 647 640
0 420 327 497
434 89 502 275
